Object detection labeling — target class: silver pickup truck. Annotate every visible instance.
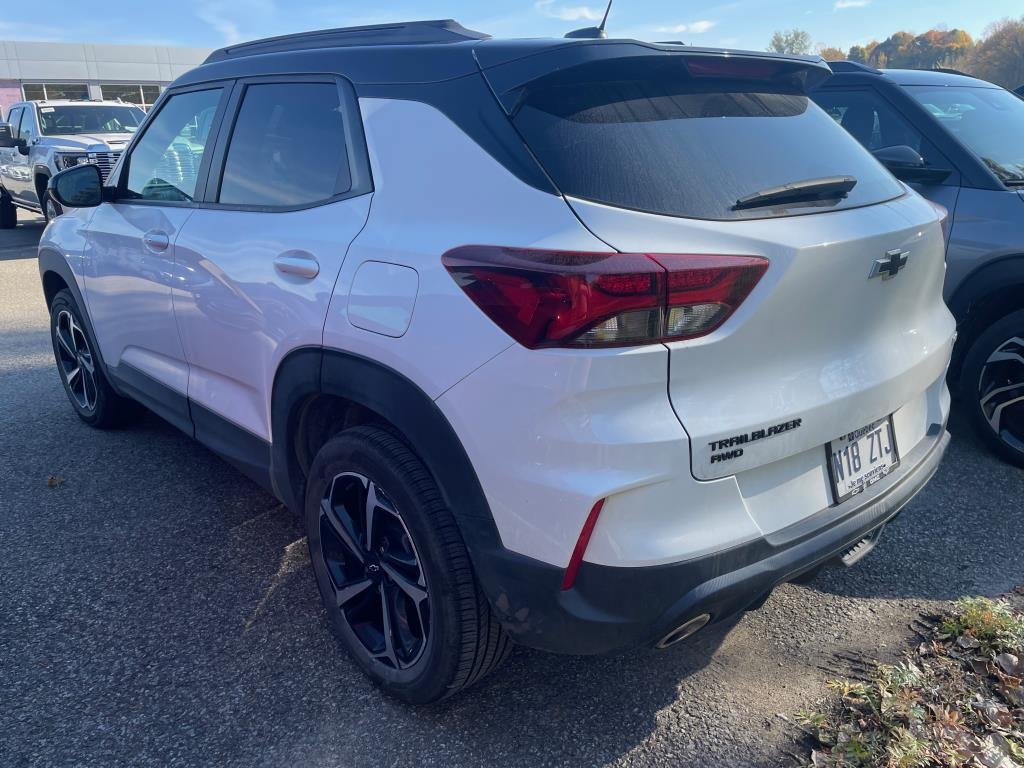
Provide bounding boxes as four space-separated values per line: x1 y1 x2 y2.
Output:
0 99 145 226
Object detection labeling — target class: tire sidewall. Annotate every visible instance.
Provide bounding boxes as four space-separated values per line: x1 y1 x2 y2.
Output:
961 309 1024 467
305 428 465 701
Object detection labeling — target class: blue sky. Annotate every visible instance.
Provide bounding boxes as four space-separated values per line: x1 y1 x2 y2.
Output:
2 0 1020 52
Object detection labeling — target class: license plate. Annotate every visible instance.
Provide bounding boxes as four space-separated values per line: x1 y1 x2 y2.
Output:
827 417 899 503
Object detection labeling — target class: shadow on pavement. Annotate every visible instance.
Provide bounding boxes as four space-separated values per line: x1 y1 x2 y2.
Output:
0 210 44 260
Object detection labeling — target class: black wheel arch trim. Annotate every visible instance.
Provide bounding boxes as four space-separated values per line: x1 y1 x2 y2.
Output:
948 254 1024 323
271 348 511 608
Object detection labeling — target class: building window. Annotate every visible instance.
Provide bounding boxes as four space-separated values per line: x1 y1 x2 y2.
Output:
101 84 162 110
22 83 89 101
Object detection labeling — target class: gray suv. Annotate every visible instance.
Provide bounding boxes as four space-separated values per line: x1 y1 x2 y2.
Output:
814 65 1024 466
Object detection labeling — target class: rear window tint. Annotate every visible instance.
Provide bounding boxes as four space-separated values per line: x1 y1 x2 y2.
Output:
513 61 905 220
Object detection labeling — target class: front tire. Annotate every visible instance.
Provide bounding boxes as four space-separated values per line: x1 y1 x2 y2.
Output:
49 289 140 429
305 426 511 704
961 309 1024 467
0 190 16 229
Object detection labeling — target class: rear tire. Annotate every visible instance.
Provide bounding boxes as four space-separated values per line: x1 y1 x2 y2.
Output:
961 309 1024 468
0 190 16 229
49 289 141 429
305 425 511 704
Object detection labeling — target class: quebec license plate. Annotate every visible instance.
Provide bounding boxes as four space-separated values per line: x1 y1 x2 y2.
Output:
827 416 899 503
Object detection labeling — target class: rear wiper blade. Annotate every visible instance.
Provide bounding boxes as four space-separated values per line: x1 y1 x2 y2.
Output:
733 175 858 211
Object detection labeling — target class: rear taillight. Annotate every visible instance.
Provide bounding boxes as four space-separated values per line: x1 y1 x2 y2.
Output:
442 246 768 349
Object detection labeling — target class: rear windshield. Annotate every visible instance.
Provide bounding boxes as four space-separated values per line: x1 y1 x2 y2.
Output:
512 58 905 220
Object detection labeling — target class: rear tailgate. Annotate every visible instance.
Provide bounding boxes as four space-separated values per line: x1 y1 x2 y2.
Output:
485 43 954 481
568 193 952 479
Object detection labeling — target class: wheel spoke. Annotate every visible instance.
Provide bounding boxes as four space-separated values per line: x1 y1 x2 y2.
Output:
319 498 365 564
986 337 1024 367
380 561 427 604
365 482 393 553
64 365 81 386
82 369 97 410
375 584 400 668
56 326 75 356
335 577 373 608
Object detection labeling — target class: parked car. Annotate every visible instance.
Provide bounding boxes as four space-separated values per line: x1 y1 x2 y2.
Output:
40 21 954 703
0 99 145 226
813 64 1024 467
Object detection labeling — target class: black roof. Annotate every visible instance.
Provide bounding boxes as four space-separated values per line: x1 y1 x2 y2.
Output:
177 18 830 89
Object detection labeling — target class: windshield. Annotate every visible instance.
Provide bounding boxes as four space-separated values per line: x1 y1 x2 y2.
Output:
513 57 904 220
39 105 146 136
906 85 1024 185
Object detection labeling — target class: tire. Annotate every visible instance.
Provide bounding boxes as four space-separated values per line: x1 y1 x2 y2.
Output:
961 308 1024 467
0 190 16 229
305 425 511 704
49 289 140 429
43 192 62 223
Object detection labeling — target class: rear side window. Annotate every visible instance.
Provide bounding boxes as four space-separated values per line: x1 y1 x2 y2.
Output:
513 58 905 220
218 82 351 207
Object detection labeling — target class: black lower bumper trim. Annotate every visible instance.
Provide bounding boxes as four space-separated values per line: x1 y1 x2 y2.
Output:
473 425 950 655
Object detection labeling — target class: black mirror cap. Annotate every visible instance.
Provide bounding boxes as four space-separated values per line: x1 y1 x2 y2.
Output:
49 163 104 209
872 145 953 185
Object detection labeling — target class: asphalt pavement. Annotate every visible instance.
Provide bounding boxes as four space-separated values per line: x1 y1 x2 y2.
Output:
1 213 1022 767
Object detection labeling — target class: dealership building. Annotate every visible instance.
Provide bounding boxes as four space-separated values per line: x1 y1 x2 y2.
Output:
0 40 213 120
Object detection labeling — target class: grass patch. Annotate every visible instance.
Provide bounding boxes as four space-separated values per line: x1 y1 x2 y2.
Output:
795 595 1024 767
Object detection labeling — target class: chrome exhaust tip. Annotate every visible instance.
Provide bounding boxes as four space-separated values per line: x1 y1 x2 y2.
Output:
655 613 711 649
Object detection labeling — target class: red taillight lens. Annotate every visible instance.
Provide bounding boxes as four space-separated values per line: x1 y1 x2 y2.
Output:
443 246 767 349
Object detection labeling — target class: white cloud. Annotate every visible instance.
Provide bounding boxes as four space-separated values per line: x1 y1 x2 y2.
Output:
834 0 871 8
534 0 603 22
196 0 277 45
656 20 717 34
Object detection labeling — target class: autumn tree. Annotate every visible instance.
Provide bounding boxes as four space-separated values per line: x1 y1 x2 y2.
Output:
960 18 1024 88
818 45 846 61
768 29 812 55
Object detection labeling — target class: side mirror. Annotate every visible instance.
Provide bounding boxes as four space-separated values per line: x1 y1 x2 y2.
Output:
49 163 104 209
16 138 29 155
872 145 953 184
0 123 15 148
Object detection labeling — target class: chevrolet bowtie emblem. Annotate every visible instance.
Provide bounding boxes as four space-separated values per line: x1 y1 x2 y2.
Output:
869 249 910 280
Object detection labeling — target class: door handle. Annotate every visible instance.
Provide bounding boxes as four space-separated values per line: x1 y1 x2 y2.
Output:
274 252 319 279
142 230 170 253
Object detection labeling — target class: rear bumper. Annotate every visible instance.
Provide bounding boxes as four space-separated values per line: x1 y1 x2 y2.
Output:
474 424 949 655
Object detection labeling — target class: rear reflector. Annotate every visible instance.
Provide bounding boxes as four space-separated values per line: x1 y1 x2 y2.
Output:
443 246 767 349
561 499 605 591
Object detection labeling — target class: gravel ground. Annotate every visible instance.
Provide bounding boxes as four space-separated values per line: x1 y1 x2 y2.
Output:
1 216 1022 767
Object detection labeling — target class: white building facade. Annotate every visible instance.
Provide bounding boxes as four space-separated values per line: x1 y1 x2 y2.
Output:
0 40 212 118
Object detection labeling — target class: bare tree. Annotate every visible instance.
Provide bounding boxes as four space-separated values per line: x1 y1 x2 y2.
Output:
768 29 812 55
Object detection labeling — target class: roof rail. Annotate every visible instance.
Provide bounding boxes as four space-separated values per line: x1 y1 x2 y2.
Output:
931 67 967 76
827 60 881 74
204 19 490 63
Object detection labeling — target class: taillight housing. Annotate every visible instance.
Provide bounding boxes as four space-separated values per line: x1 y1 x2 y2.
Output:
442 246 768 349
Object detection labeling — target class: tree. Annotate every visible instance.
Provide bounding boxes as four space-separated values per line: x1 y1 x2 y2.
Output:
848 41 879 64
768 29 812 55
960 18 1024 88
818 45 846 61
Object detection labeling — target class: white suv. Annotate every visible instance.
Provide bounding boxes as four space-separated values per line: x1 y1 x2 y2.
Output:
0 99 145 225
39 21 955 703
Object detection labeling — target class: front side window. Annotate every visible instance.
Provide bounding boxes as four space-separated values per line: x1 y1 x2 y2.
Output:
6 107 23 137
218 82 350 207
812 88 949 170
39 105 146 135
906 85 1024 185
123 88 222 202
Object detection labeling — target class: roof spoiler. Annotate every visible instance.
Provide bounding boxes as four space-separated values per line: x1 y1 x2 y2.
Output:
204 19 489 63
478 44 833 114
